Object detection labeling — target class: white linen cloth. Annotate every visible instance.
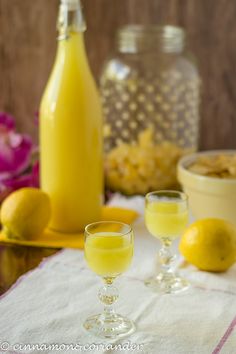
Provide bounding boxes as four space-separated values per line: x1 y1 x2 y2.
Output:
0 195 236 354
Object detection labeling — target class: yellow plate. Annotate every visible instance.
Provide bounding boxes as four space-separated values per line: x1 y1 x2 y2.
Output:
0 206 138 249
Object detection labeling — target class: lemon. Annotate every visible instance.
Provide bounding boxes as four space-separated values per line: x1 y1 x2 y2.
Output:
1 188 51 240
179 218 236 272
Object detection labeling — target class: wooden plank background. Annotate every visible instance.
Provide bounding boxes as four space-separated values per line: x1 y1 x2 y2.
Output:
0 0 236 149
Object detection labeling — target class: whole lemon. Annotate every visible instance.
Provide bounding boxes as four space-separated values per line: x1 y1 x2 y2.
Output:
179 218 236 272
1 188 51 240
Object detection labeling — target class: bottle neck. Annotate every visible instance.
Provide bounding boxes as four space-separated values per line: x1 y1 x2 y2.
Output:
55 2 89 71
57 2 86 41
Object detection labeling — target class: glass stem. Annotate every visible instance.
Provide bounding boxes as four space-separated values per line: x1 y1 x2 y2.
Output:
158 238 176 277
99 277 119 320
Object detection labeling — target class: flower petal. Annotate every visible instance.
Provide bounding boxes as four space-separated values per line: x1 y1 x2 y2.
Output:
0 161 39 196
32 161 40 187
0 133 33 176
0 112 15 132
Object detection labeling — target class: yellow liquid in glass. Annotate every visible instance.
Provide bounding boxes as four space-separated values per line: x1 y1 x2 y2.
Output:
85 232 133 277
145 201 188 240
40 32 103 233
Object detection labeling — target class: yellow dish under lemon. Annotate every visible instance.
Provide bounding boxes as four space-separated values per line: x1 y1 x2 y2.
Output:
0 206 138 249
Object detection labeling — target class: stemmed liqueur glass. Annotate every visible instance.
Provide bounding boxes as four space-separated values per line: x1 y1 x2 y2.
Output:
145 190 189 294
83 221 135 338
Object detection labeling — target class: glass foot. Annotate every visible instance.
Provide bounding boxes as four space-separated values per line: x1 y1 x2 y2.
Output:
83 313 135 339
145 272 189 294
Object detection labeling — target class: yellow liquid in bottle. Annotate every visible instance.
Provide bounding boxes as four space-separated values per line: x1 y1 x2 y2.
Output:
85 232 133 277
40 32 103 233
145 201 188 240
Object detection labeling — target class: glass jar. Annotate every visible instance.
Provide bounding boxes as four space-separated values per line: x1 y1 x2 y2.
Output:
101 25 200 195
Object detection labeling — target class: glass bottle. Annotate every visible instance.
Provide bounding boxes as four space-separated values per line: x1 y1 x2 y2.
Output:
101 25 200 196
40 0 103 233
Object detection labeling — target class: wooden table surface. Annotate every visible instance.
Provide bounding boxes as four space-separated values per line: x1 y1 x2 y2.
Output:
0 244 58 295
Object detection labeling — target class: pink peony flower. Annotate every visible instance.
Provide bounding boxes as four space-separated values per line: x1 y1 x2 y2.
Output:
0 113 39 201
